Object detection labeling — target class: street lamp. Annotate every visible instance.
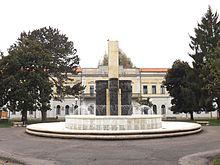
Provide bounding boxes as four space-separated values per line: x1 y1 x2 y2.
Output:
74 97 79 114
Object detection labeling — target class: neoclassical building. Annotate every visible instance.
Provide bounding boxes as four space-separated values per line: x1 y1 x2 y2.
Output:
8 65 216 119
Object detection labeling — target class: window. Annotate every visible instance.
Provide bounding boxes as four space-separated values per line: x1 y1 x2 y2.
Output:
56 105 61 115
161 105 166 115
90 85 95 96
153 105 157 114
161 85 165 94
65 105 70 115
12 111 16 115
143 85 148 94
152 85 157 94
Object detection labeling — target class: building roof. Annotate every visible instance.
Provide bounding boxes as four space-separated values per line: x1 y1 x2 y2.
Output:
140 68 169 72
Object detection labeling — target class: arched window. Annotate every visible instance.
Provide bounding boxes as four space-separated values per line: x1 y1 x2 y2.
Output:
144 106 149 114
65 105 70 115
153 105 157 114
56 105 61 115
161 105 166 115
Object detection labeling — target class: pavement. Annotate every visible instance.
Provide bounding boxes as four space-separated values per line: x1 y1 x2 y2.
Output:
0 126 220 165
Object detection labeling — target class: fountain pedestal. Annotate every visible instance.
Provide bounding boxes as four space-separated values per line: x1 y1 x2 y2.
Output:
65 115 162 131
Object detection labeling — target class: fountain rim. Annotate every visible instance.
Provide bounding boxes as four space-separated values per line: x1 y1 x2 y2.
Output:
65 114 162 119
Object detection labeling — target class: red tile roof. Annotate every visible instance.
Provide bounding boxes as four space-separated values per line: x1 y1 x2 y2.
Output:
140 68 169 72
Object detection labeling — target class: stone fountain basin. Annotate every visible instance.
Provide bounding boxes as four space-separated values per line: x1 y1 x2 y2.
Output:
65 115 162 131
26 121 202 139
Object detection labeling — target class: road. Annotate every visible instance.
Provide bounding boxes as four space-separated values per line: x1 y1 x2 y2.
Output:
0 126 220 165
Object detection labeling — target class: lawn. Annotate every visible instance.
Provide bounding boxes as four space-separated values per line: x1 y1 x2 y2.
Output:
0 119 12 128
212 155 220 165
163 118 220 126
0 118 64 128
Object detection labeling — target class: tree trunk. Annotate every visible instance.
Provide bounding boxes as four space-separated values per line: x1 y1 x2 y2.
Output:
21 110 27 126
217 110 220 120
217 100 220 120
41 110 47 122
190 111 194 120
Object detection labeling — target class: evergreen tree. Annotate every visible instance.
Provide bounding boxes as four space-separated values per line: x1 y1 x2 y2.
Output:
189 6 220 114
204 45 220 118
189 6 220 68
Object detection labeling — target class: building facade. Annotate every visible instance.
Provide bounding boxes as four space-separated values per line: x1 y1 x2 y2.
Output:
8 65 217 119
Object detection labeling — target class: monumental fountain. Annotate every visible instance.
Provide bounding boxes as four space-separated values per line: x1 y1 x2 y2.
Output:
26 40 202 140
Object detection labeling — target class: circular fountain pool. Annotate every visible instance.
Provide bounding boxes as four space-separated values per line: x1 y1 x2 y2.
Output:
26 114 202 140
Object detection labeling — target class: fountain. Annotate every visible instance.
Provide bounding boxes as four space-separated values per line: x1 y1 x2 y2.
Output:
26 40 202 140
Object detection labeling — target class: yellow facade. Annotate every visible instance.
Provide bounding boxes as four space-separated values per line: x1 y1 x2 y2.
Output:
62 66 169 99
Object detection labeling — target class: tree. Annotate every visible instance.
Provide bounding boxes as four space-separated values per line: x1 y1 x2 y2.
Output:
189 6 220 68
204 45 220 118
0 27 82 122
100 49 134 68
136 97 153 114
164 60 201 120
136 97 153 107
188 6 220 115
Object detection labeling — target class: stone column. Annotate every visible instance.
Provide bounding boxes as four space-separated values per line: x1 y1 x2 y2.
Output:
108 41 119 79
96 80 108 115
107 41 120 115
119 80 132 115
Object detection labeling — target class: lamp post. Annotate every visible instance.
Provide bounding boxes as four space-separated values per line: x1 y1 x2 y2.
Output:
74 97 79 114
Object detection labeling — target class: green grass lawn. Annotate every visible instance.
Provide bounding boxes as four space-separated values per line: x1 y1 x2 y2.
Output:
0 119 12 128
212 155 220 165
163 118 220 126
207 119 220 126
0 118 64 128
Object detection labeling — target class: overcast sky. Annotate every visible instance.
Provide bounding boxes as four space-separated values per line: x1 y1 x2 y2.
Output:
1 0 220 68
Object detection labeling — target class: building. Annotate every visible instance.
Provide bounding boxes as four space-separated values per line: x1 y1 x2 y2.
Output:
9 65 217 119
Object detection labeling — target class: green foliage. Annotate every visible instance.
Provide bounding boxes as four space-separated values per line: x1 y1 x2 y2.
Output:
212 155 220 165
189 6 220 69
203 45 220 116
0 119 11 128
164 60 200 120
0 27 82 121
188 6 220 116
100 49 134 68
136 97 153 107
64 82 85 96
164 6 220 119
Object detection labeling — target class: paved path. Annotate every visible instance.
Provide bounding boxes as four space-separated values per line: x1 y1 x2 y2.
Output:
0 126 220 165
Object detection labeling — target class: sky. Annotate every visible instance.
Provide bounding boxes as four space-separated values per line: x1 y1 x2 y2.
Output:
1 0 220 68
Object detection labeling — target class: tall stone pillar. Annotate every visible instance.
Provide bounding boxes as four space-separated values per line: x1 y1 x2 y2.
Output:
108 41 119 79
96 40 132 116
106 41 120 115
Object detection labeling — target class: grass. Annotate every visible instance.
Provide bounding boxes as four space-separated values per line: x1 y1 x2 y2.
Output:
163 118 220 126
212 155 220 165
0 117 64 128
207 119 220 126
0 119 12 128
